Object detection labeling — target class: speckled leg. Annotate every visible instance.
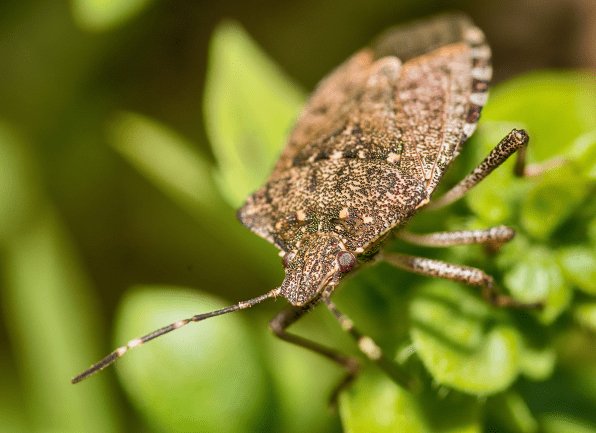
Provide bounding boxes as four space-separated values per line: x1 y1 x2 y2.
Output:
397 225 515 250
323 297 418 396
383 252 542 308
269 305 360 405
428 129 529 209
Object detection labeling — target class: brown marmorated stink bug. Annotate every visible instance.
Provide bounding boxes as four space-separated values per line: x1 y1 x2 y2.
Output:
72 13 545 393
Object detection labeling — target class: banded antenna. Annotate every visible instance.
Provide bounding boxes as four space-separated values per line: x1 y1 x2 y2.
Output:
71 288 281 384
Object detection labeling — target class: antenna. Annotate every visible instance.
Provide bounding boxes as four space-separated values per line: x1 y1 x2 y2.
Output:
72 287 281 384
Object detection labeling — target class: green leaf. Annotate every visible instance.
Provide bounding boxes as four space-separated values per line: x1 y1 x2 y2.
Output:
0 122 41 243
71 0 153 31
339 370 481 433
569 129 596 180
340 370 430 433
2 209 121 433
504 246 572 324
109 111 224 214
573 302 596 332
410 281 522 395
488 391 538 433
114 286 269 433
558 245 596 295
540 414 596 433
482 71 596 162
518 342 556 381
204 21 305 207
520 165 589 240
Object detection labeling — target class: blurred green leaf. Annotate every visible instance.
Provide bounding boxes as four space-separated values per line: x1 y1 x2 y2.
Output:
204 21 305 206
71 0 153 31
340 370 430 433
504 246 572 324
108 110 280 281
520 165 589 240
569 129 596 180
410 281 522 395
0 123 41 243
518 341 556 381
339 370 481 433
482 71 596 162
540 414 596 433
557 246 596 295
2 209 121 433
488 391 538 433
573 302 596 331
114 286 269 433
109 111 225 215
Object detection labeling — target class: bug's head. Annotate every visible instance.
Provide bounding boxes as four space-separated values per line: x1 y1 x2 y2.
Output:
280 233 357 306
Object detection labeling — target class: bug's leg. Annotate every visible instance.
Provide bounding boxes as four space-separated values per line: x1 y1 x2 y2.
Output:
397 225 515 251
72 288 280 384
428 129 563 210
269 305 360 406
383 252 542 309
322 296 419 395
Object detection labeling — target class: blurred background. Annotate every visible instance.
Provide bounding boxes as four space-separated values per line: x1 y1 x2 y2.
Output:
0 1 594 433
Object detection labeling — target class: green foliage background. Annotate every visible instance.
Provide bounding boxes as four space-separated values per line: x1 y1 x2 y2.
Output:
0 1 594 433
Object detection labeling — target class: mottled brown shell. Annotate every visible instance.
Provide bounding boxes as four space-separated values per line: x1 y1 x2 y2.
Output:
237 14 493 305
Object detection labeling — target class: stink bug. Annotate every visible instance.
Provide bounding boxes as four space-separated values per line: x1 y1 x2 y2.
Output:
72 13 543 392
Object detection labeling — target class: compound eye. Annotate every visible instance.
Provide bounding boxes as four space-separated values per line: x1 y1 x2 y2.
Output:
282 251 296 268
337 251 356 273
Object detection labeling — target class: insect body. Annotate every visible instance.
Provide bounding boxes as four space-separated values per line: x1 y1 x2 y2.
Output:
72 13 538 390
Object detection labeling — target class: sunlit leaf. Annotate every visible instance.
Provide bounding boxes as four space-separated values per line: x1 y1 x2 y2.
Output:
573 302 596 332
569 130 596 180
340 370 430 433
114 286 269 433
204 21 305 206
504 246 572 324
410 281 522 395
482 71 596 162
339 370 481 433
71 0 153 31
557 246 596 295
520 165 589 240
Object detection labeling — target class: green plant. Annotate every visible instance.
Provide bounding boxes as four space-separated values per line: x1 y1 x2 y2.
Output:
1 17 593 433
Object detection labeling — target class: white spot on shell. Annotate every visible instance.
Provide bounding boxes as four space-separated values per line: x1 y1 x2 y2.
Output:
469 91 489 106
296 209 306 221
465 26 485 44
463 122 477 137
339 207 349 219
330 150 343 160
363 216 373 224
386 152 400 163
355 247 364 253
471 45 491 60
471 65 492 81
